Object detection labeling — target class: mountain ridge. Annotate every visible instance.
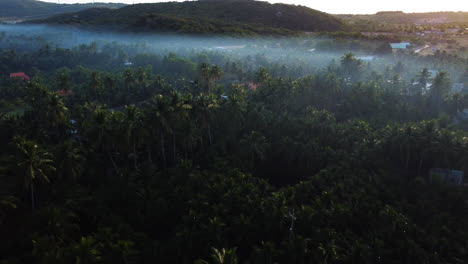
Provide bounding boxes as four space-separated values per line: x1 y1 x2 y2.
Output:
0 0 125 19
28 1 346 35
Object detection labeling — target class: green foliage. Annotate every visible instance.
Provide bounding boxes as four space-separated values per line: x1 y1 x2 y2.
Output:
1 32 468 264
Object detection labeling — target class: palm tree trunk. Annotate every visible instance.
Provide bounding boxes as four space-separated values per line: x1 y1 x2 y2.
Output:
173 131 176 164
417 156 424 177
406 146 410 170
184 140 188 160
190 140 194 160
161 132 166 168
31 183 35 209
147 146 153 164
109 152 121 177
208 124 212 145
133 142 138 170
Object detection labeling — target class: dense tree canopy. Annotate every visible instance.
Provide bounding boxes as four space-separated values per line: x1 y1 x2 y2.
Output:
1 30 468 264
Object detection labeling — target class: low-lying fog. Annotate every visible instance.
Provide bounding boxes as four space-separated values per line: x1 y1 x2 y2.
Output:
0 24 465 83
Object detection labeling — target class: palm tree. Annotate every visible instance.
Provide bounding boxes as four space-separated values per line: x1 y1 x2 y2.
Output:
144 95 172 167
14 137 55 209
430 71 451 110
240 131 268 169
448 93 465 115
123 105 142 170
45 94 69 131
82 105 110 150
417 68 431 94
194 94 219 146
340 53 363 82
195 248 238 264
90 72 103 101
211 247 238 264
57 71 72 92
198 64 223 93
198 63 211 92
209 65 223 92
71 236 101 264
254 67 271 84
55 140 84 181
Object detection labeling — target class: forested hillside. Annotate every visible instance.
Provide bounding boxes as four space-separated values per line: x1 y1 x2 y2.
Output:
32 1 345 34
0 0 124 19
340 11 468 32
341 11 468 25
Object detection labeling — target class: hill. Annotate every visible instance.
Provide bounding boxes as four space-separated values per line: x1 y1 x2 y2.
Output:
339 11 468 31
0 0 125 20
30 1 346 35
348 11 468 25
336 11 468 33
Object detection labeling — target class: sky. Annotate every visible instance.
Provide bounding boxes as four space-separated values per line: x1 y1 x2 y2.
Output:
42 0 468 14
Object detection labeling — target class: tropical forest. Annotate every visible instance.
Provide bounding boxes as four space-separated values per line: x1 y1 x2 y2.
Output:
1 0 468 263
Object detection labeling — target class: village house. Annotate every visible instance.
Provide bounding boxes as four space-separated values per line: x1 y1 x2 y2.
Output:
9 72 30 80
389 42 411 53
357 56 375 62
56 89 75 97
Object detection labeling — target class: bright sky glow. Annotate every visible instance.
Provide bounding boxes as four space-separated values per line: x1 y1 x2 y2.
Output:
41 0 468 14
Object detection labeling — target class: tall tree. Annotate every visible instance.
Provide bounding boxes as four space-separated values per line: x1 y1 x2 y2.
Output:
13 137 55 209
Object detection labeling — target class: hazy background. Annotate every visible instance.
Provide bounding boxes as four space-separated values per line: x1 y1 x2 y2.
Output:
41 0 468 14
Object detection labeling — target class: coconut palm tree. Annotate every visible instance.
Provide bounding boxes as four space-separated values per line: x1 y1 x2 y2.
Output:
144 95 173 167
55 140 85 181
195 248 238 264
417 68 431 94
14 137 55 209
194 94 219 146
211 247 238 264
122 105 142 170
430 71 451 111
45 94 69 130
209 65 223 92
198 63 211 92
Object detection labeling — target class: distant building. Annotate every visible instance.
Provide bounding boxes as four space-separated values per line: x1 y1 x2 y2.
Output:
428 69 439 77
357 56 375 62
458 109 468 120
430 168 464 185
390 42 411 50
233 82 259 91
56 89 75 97
247 82 259 91
9 72 30 80
214 45 246 51
124 62 134 66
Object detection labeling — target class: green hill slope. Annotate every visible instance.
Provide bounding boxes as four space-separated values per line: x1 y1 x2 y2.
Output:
340 11 468 25
31 1 346 35
0 0 124 19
